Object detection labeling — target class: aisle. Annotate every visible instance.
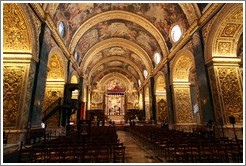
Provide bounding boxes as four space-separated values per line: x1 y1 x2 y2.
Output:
117 130 163 163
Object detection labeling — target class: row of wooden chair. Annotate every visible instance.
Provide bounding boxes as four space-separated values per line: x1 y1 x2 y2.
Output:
128 126 243 163
19 126 125 163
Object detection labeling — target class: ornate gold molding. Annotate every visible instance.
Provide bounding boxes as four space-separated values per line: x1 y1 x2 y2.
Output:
173 87 193 123
215 66 243 124
3 4 31 53
3 53 39 63
205 3 243 63
3 65 27 128
180 3 201 25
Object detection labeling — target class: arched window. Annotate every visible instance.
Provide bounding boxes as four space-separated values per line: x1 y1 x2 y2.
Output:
138 79 141 86
154 52 161 65
74 51 78 62
171 24 182 43
143 70 148 79
58 21 65 38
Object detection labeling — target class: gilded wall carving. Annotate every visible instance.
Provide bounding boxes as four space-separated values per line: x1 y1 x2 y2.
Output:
221 23 241 37
217 41 232 55
47 54 65 79
3 65 26 128
217 67 243 124
174 88 192 123
3 4 30 52
157 99 168 123
202 16 215 44
173 56 192 81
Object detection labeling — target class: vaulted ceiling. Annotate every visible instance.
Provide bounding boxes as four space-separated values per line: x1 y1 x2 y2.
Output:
42 3 204 90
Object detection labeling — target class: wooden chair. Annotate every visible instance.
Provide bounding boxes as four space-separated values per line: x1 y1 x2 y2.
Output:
113 146 125 163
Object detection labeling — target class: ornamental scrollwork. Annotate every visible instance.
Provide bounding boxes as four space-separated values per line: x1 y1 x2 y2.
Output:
3 4 30 52
174 88 192 123
3 66 26 127
217 67 243 124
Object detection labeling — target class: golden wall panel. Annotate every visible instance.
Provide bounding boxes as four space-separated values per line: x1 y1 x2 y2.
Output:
3 65 26 128
216 67 243 124
47 53 65 80
217 41 232 56
157 98 168 123
173 87 193 123
3 4 30 52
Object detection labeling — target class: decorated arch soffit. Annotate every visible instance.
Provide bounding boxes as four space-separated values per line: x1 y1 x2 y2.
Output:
47 47 66 81
97 73 131 92
155 72 166 92
91 67 138 89
88 56 144 81
171 49 195 83
205 3 243 62
80 38 152 75
3 4 38 57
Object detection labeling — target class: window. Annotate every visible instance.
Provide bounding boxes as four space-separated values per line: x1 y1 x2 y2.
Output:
154 52 161 65
74 51 78 62
171 24 182 42
58 21 65 38
138 80 141 86
143 70 148 79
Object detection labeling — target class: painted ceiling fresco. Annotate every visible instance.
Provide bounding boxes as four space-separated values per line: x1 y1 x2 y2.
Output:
45 3 196 91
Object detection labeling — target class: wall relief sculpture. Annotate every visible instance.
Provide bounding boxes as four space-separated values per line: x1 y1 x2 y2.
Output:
3 66 26 128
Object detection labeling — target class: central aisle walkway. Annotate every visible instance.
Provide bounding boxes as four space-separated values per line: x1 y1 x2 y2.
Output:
117 130 164 163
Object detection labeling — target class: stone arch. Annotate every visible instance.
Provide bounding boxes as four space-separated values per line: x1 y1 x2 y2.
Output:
98 73 131 92
205 3 243 63
80 38 153 76
47 47 66 81
171 49 195 83
171 49 195 124
3 4 38 57
3 4 39 130
42 47 66 126
155 72 168 124
205 4 243 125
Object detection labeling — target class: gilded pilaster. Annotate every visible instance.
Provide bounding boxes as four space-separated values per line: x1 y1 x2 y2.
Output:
173 84 193 124
208 64 243 125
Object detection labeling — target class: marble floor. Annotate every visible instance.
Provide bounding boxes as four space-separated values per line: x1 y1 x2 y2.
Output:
117 130 165 163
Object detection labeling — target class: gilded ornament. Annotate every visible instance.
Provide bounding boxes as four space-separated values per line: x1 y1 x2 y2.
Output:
3 4 30 52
